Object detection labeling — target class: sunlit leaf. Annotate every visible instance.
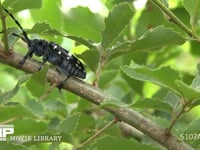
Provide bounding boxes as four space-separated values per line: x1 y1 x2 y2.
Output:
30 0 62 30
3 0 42 12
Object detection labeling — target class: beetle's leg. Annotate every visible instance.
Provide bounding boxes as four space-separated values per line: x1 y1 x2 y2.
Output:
57 76 70 92
19 49 33 66
38 55 48 71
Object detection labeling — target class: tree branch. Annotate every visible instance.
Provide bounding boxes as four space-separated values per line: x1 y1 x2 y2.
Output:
0 49 194 150
150 0 200 42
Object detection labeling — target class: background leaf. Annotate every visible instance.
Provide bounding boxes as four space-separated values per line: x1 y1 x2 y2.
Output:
183 0 200 27
3 0 42 12
63 6 104 42
57 113 80 134
88 135 158 150
30 0 62 30
26 66 48 98
109 26 185 60
133 98 173 113
77 50 100 72
0 105 36 122
122 62 200 101
101 2 134 49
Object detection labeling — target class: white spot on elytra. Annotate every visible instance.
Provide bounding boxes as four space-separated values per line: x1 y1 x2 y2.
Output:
58 51 61 55
53 45 57 50
68 53 72 57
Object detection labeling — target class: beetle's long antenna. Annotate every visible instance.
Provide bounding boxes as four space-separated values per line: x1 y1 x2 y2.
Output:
2 7 30 45
12 33 28 42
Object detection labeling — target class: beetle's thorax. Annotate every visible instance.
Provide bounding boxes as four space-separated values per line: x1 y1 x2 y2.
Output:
30 39 49 56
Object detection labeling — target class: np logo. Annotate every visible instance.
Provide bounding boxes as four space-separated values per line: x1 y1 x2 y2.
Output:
0 125 14 141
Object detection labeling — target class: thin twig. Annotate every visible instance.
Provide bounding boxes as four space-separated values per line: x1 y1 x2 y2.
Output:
0 117 17 125
39 82 58 100
0 3 9 52
150 0 200 41
75 119 118 150
166 97 188 134
166 106 185 134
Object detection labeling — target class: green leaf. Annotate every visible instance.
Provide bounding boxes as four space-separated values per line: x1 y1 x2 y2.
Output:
121 62 180 92
109 26 185 60
101 99 130 108
73 113 95 141
63 6 104 42
102 0 134 9
135 2 166 37
13 118 48 135
30 0 62 30
3 28 19 49
183 118 200 148
164 91 181 111
0 75 30 104
183 0 200 26
0 85 19 104
0 105 36 122
190 100 200 109
133 98 173 113
122 62 200 101
26 66 48 98
89 135 158 150
67 35 97 49
29 23 97 48
57 113 80 134
136 4 190 36
3 0 42 12
99 70 118 88
44 99 67 117
77 50 99 72
0 142 28 150
26 99 45 118
176 80 200 101
28 22 54 34
101 3 134 49
191 64 200 91
184 118 200 134
190 40 200 55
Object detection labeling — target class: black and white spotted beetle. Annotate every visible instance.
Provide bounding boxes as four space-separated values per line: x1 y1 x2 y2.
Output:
3 7 86 88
